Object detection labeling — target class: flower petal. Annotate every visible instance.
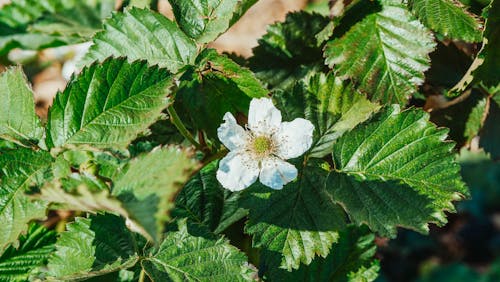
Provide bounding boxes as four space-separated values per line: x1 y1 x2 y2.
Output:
259 157 298 190
248 98 282 135
217 112 248 151
217 151 259 191
275 118 314 159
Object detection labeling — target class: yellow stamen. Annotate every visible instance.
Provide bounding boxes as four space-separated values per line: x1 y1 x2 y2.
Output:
253 136 272 155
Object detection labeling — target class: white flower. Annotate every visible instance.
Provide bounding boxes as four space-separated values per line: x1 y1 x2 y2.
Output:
216 97 314 191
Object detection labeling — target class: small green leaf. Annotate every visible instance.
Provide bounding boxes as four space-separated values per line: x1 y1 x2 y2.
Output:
0 148 53 252
479 95 500 160
141 219 253 281
265 225 379 282
46 58 173 150
242 160 346 271
409 0 483 42
47 214 138 281
0 224 56 282
0 68 43 146
249 12 329 91
327 105 468 237
324 0 436 105
80 8 197 73
273 72 380 158
464 97 488 142
168 0 257 43
173 161 247 234
175 48 267 140
112 147 198 243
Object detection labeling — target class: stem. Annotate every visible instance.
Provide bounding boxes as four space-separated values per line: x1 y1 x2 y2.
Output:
202 148 228 164
167 105 203 151
139 269 146 282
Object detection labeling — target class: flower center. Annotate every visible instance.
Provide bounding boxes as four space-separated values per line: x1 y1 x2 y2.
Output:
252 136 273 156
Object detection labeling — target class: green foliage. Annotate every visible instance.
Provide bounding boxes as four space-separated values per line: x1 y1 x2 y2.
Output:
0 68 42 146
80 8 197 73
242 160 346 270
0 148 52 252
473 0 500 90
464 97 488 142
265 225 379 282
0 0 112 56
479 95 500 159
112 147 198 243
409 0 483 42
168 0 257 43
0 224 56 282
0 1 488 280
452 0 500 92
327 105 467 237
175 48 267 140
38 174 128 218
173 161 247 234
46 214 138 280
273 72 380 158
45 58 173 150
29 1 107 39
325 0 436 105
141 220 254 281
249 12 329 91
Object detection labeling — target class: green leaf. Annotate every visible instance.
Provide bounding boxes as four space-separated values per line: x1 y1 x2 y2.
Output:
175 48 267 140
38 174 128 218
112 147 198 243
141 219 253 281
473 0 500 91
409 0 483 42
273 72 380 158
0 0 73 55
173 161 247 234
249 11 329 91
0 68 43 146
168 0 257 43
451 0 500 93
0 148 53 252
45 58 173 150
47 214 138 281
229 0 258 26
326 105 467 237
479 95 500 160
464 97 488 142
0 224 56 282
241 159 346 271
324 0 436 105
0 0 108 55
29 2 105 39
265 225 379 282
80 8 197 73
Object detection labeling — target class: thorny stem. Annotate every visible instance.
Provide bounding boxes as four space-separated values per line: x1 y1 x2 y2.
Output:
167 104 203 151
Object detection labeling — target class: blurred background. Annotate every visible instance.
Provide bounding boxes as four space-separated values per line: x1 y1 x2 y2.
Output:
0 0 498 281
